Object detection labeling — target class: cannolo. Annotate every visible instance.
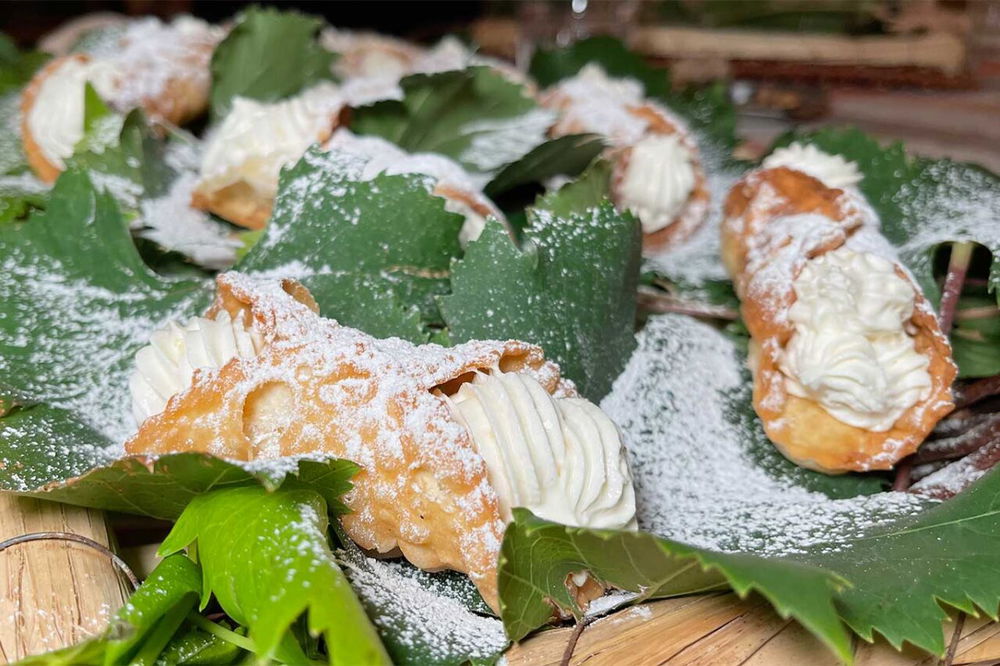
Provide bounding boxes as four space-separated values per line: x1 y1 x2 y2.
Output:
721 144 956 473
21 17 220 182
125 272 636 609
540 64 709 253
190 83 346 229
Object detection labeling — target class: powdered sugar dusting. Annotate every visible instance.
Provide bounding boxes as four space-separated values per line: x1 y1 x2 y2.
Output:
339 548 507 662
602 314 929 556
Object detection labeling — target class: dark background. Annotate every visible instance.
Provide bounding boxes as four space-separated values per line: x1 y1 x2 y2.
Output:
1 1 494 46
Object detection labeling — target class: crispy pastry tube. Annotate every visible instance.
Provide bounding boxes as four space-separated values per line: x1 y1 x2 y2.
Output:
721 165 956 473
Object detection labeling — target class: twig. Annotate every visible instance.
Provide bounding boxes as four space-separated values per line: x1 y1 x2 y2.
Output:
955 374 1000 410
560 616 593 666
938 242 974 334
916 414 1000 463
941 613 965 666
0 531 140 590
637 288 739 321
911 440 1000 500
892 456 914 491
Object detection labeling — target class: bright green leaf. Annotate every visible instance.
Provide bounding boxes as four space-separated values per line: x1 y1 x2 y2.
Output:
160 487 391 665
209 7 334 120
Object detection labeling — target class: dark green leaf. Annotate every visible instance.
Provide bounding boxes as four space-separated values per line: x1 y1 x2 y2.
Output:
160 487 391 665
236 147 463 331
441 163 641 400
0 170 209 448
0 32 49 96
499 509 852 663
351 67 553 182
801 468 1000 655
209 7 334 119
484 133 605 198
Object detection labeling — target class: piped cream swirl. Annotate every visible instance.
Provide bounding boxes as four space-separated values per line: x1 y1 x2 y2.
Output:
779 247 931 431
129 310 263 425
763 142 862 190
617 133 696 234
198 82 343 199
444 371 637 530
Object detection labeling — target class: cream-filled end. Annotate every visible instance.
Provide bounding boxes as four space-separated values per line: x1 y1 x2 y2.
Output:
616 133 696 234
763 142 862 191
442 370 637 531
778 247 932 431
197 82 344 199
129 309 264 425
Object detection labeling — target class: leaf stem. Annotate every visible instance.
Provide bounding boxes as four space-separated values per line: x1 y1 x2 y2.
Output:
942 612 965 666
560 616 593 666
189 613 256 653
892 457 914 491
938 242 974 334
637 288 738 320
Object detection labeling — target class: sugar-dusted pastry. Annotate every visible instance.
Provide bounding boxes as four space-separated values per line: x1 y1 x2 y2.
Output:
721 144 956 473
540 64 709 253
321 28 421 81
191 83 345 230
21 17 221 182
323 129 504 246
125 272 637 609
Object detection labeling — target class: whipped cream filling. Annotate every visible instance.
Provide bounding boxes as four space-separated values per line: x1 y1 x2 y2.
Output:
547 64 649 145
198 82 344 198
129 310 263 425
444 371 637 531
779 247 932 431
763 143 862 190
27 57 118 167
617 133 696 234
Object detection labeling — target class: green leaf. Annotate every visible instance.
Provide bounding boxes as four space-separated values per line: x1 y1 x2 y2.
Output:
484 133 605 199
154 622 244 665
0 32 49 96
337 534 508 666
68 108 175 210
351 67 555 183
801 468 1000 654
160 487 391 665
0 172 47 223
236 147 463 333
499 509 853 663
209 7 334 120
951 290 1000 377
441 163 641 400
0 170 209 447
0 91 30 175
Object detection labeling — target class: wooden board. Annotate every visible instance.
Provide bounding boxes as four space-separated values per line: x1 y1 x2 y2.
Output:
509 594 1000 665
0 496 128 663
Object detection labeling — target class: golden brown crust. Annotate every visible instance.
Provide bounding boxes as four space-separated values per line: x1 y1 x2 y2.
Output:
723 168 957 473
125 273 574 610
190 180 275 231
21 55 87 184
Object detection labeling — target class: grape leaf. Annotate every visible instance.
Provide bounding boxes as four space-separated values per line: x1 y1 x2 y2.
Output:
951 290 1000 378
498 509 853 663
1 91 31 175
236 147 463 336
483 133 605 199
0 32 49 96
441 162 641 400
18 554 202 666
208 7 334 120
0 170 209 447
350 67 555 184
160 487 391 665
801 467 1000 655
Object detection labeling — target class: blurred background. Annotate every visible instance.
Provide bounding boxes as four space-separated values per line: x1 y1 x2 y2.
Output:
5 0 998 168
